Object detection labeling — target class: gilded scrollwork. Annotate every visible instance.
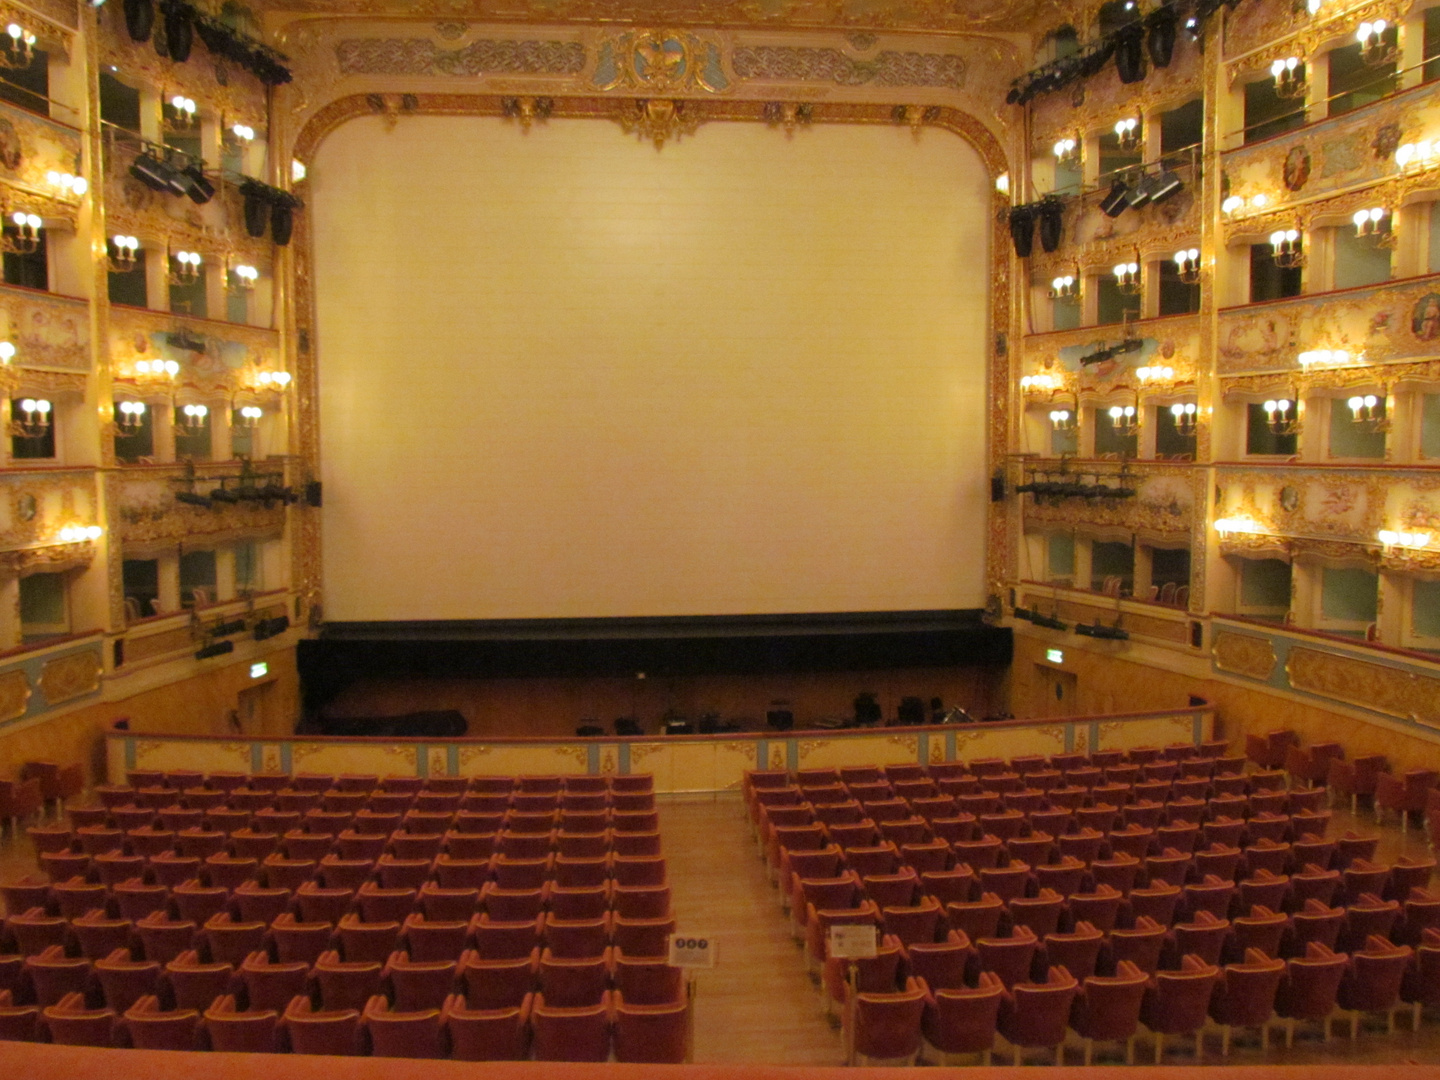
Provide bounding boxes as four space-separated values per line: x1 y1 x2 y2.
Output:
1287 644 1440 727
37 649 101 705
1212 630 1278 680
0 668 30 722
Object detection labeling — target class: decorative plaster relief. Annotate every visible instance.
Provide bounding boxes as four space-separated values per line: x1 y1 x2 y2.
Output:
1287 644 1440 728
1212 630 1278 680
335 37 586 77
732 46 964 88
38 649 100 706
0 669 30 722
0 286 89 372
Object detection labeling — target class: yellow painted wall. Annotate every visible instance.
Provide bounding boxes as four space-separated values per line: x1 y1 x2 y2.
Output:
1006 633 1440 773
0 646 299 784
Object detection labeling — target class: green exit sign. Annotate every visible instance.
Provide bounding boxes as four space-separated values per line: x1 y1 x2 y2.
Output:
1046 648 1064 664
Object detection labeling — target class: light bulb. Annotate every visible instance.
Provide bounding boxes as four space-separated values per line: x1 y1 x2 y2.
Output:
163 360 179 376
1398 144 1417 167
1251 193 1268 208
0 341 13 362
85 526 101 540
35 400 49 414
1109 406 1123 418
1264 400 1277 413
19 398 34 411
1278 398 1292 411
1357 20 1372 41
1364 394 1378 408
272 372 291 387
72 177 86 195
1349 395 1364 411
7 24 20 39
1270 59 1284 77
1222 195 1242 214
1369 207 1384 222
25 214 39 230
1354 210 1370 227
1270 231 1285 246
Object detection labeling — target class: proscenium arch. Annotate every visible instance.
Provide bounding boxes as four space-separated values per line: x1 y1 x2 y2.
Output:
287 96 1014 614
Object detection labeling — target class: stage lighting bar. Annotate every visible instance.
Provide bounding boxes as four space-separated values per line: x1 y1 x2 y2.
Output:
1076 622 1130 640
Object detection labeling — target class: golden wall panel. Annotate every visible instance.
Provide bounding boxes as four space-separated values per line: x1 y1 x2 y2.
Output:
665 742 722 794
288 741 418 778
0 286 89 372
1287 646 1440 728
130 739 250 775
953 725 1065 762
38 649 100 706
0 669 30 722
1212 631 1278 680
793 736 917 770
453 742 590 777
1095 713 1201 751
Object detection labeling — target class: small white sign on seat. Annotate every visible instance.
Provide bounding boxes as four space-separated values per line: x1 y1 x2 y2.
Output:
828 924 879 959
669 933 717 968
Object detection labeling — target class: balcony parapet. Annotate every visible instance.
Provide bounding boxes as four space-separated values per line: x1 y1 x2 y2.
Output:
1217 272 1440 380
0 283 89 375
1019 313 1204 399
112 462 289 555
108 304 281 398
1018 458 1198 542
1013 579 1194 648
0 98 85 230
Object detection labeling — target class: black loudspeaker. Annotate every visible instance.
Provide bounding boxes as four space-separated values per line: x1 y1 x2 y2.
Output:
990 472 1006 502
195 640 235 660
271 203 294 246
1037 200 1064 253
1147 7 1177 67
243 190 270 238
123 0 154 42
1115 24 1147 83
163 3 192 61
1008 206 1035 258
254 615 291 641
305 480 322 507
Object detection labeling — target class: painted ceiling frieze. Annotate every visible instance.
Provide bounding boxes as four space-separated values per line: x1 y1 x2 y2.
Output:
334 36 586 76
731 46 965 89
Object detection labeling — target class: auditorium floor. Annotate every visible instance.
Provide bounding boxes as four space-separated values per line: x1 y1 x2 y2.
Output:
1 796 1439 1066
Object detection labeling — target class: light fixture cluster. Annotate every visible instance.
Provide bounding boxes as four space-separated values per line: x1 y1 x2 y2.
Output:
1396 141 1438 171
1174 248 1200 282
1048 407 1075 430
1107 403 1139 434
254 370 292 389
1262 397 1301 434
180 403 209 431
46 171 87 197
1377 529 1431 550
135 359 180 378
109 234 140 271
1113 260 1140 293
1352 207 1391 243
168 95 198 127
171 250 202 284
12 398 50 438
1214 516 1262 536
237 405 263 426
230 264 259 290
1356 19 1395 65
230 123 255 142
1347 393 1388 432
116 400 147 431
1049 274 1078 299
1099 168 1183 218
58 525 102 543
1270 229 1303 268
1170 402 1199 434
1271 57 1305 98
1020 374 1060 392
1222 193 1270 216
1052 137 1079 166
1137 365 1175 383
4 210 42 254
1007 196 1065 257
1297 348 1351 370
1114 117 1141 152
1 22 37 68
129 147 215 205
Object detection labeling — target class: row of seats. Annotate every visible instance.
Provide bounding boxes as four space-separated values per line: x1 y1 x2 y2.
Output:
839 932 1440 1066
0 987 688 1061
3 903 680 966
70 802 656 834
117 770 654 795
93 787 657 817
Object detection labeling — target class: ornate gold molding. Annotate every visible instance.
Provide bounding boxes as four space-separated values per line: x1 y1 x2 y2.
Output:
1212 630 1278 680
0 668 30 722
38 648 100 706
1287 644 1440 728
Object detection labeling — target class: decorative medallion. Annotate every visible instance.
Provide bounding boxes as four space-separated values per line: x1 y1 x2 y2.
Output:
615 98 703 147
593 30 728 93
1373 123 1400 161
38 649 100 706
1282 145 1310 192
1412 294 1440 342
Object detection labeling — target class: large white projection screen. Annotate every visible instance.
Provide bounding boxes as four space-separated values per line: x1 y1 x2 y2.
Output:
313 116 991 622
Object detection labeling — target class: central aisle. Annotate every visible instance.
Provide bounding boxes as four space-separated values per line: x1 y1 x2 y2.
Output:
658 795 845 1066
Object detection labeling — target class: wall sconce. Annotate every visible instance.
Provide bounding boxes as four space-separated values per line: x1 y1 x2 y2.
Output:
1170 402 1198 434
1049 274 1078 299
995 172 1010 195
1049 407 1075 431
1113 260 1140 293
1052 136 1080 167
1113 118 1141 152
116 400 147 432
1020 374 1059 392
57 524 102 543
167 95 198 128
3 211 41 254
1270 57 1306 98
11 397 51 438
1270 228 1303 268
1108 403 1139 435
1304 0 1322 13
108 234 139 272
228 264 258 291
170 250 202 284
236 405 263 428
1297 348 1351 371
1 23 37 69
1174 248 1200 283
229 123 255 143
1347 391 1389 432
135 358 180 382
1377 528 1432 552
255 370 292 390
179 403 209 431
1137 365 1175 384
45 171 87 198
1352 207 1394 245
1215 516 1262 537
1356 20 1396 66
1263 396 1302 435
1222 195 1244 216
0 341 13 368
1396 141 1437 171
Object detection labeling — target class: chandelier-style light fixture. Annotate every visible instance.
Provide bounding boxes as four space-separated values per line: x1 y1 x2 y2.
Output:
1271 57 1306 98
170 249 202 285
0 23 37 68
1263 397 1302 435
1270 229 1303 268
109 234 140 272
1170 402 1198 435
1347 392 1389 432
1174 248 1200 283
3 211 42 254
1113 117 1141 152
116 400 147 432
11 397 51 438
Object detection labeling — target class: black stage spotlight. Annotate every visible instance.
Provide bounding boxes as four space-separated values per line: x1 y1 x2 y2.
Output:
194 640 234 660
1148 168 1184 203
271 202 293 246
242 187 270 238
1114 23 1147 84
162 2 192 61
175 164 215 204
254 615 290 641
209 487 239 503
1008 205 1036 258
1147 6 1178 67
1037 197 1064 253
123 0 153 41
1099 178 1131 217
129 153 174 192
175 491 212 508
1126 173 1158 209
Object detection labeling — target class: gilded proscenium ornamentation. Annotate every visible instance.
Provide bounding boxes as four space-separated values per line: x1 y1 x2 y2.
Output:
501 96 553 128
1287 645 1440 728
1212 631 1278 681
592 29 728 94
615 98 703 147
